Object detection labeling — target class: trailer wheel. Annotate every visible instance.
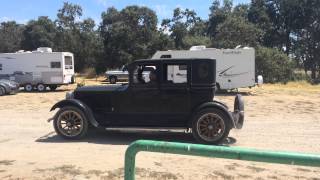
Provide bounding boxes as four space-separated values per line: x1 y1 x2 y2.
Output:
192 108 231 144
24 84 33 92
37 83 46 92
0 86 6 96
109 76 117 84
49 85 58 91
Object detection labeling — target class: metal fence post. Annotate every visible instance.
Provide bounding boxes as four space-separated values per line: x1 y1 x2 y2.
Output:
124 140 320 180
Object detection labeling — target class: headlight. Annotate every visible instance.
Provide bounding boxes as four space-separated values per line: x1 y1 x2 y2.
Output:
66 91 74 99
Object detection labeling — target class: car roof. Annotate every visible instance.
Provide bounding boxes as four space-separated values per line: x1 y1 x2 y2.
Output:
133 58 215 64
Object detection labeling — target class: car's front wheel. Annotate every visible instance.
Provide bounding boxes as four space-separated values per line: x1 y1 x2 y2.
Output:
192 108 231 144
53 106 88 139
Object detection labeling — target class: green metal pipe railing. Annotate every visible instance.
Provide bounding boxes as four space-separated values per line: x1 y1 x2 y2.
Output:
124 140 320 180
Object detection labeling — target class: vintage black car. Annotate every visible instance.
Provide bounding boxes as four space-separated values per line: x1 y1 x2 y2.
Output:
50 58 244 144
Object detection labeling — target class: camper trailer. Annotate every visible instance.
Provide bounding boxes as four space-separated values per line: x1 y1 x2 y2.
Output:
152 46 258 90
0 47 75 91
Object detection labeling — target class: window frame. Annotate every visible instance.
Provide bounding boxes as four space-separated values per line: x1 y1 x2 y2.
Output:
130 62 160 88
50 61 61 69
64 56 73 69
161 61 190 86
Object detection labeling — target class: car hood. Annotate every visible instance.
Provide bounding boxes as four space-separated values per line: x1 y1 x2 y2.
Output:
75 84 128 92
0 79 19 87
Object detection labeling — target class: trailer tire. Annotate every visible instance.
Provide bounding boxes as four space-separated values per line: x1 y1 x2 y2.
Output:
49 85 58 91
37 83 46 92
0 86 6 96
24 84 33 92
109 76 117 84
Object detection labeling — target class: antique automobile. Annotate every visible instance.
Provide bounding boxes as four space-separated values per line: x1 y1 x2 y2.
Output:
49 58 244 144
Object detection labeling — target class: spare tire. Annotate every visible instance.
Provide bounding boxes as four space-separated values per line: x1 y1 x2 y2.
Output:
233 94 244 129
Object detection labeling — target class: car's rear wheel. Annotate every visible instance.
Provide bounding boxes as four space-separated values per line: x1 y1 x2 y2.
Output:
53 106 88 139
0 86 6 96
109 76 117 84
37 83 46 92
192 108 231 144
24 84 33 92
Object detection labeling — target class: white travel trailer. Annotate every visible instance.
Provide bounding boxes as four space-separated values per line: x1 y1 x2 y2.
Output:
0 47 75 91
152 46 259 90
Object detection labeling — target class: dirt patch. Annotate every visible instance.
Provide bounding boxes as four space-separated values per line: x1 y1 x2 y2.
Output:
0 160 15 166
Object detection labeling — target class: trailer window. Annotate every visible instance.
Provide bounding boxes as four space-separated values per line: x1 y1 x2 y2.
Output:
51 62 61 68
160 55 171 58
0 64 2 70
64 56 73 69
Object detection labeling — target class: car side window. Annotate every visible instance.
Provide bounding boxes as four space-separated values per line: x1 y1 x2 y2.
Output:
133 64 158 85
163 64 188 84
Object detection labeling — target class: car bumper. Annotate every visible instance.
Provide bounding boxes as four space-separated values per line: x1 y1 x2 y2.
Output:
9 87 19 94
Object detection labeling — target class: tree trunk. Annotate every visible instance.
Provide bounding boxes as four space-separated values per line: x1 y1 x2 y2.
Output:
285 31 290 55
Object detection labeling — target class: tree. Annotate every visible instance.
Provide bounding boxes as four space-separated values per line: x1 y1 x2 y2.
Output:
208 0 233 38
256 46 294 83
21 16 56 50
0 21 24 52
213 16 262 48
55 2 104 72
161 8 206 49
292 0 320 80
100 6 161 69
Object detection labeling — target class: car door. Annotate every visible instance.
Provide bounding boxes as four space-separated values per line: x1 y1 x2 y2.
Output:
159 61 191 127
117 62 163 127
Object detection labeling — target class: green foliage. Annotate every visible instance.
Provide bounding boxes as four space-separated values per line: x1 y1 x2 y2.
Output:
256 47 294 83
100 6 161 69
161 8 204 49
21 16 56 50
213 16 262 48
0 21 24 52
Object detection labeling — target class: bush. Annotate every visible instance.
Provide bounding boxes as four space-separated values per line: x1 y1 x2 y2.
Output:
82 67 97 79
256 47 294 83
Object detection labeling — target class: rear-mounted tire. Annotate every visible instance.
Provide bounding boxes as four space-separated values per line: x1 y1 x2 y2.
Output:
233 94 244 129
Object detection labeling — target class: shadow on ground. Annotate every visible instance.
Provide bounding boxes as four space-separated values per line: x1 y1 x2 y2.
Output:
36 129 237 146
215 91 254 96
18 88 70 93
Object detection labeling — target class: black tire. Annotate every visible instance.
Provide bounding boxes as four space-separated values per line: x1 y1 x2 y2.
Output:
49 85 58 91
53 106 88 140
215 83 221 93
192 108 231 145
24 84 33 92
234 94 244 129
109 76 117 84
37 83 46 92
0 86 6 96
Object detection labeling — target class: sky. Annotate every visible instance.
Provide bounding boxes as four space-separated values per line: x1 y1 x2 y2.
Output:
0 0 250 25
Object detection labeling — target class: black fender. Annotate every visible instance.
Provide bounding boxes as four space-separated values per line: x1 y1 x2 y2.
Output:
190 101 236 128
50 99 101 128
